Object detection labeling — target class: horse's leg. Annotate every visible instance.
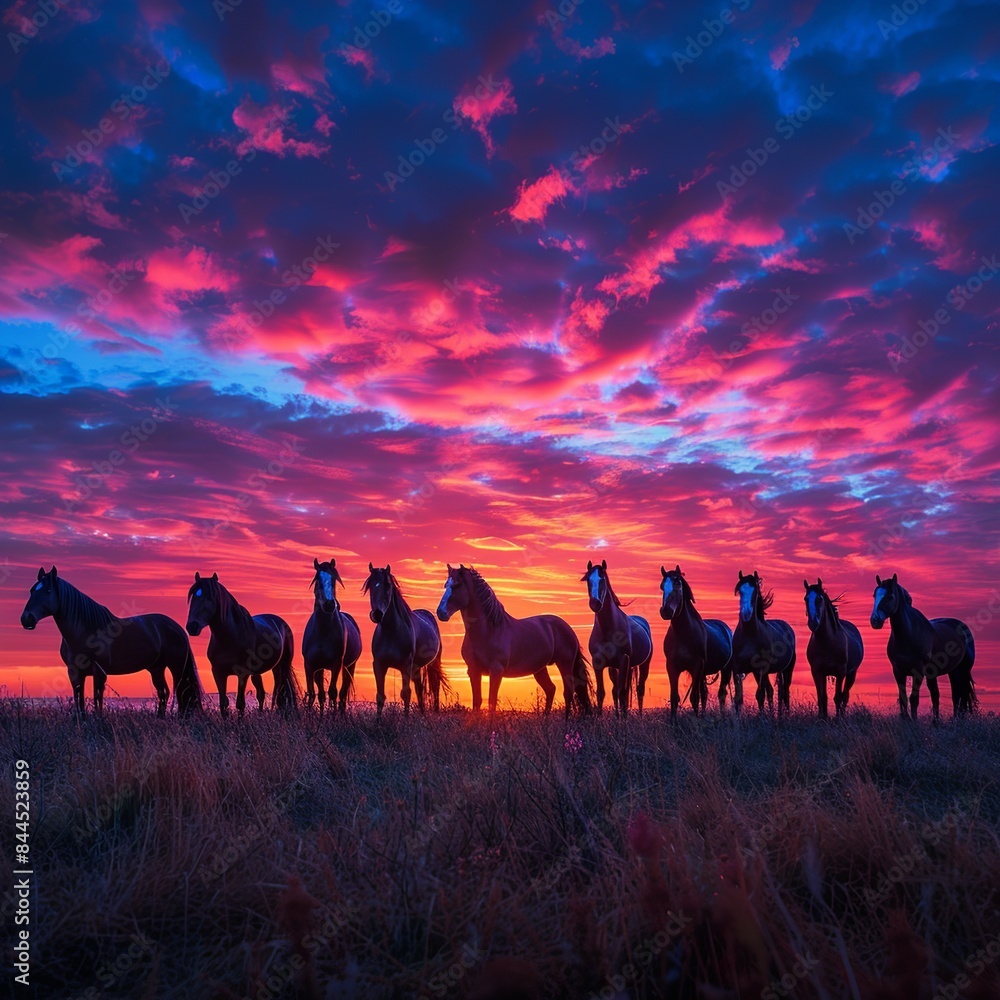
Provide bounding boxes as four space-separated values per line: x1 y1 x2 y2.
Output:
667 663 680 720
841 671 856 713
927 674 941 721
251 674 266 711
469 668 483 713
374 661 387 720
212 665 230 718
813 667 828 719
618 657 632 718
719 666 730 713
152 666 169 718
733 672 744 714
338 661 353 715
488 665 504 721
93 672 106 716
316 668 327 716
533 669 555 715
909 673 922 719
699 674 709 715
637 659 647 715
896 674 909 718
593 663 606 714
235 674 250 716
400 665 412 716
69 668 86 718
832 674 844 717
304 665 316 711
413 668 427 714
755 672 767 712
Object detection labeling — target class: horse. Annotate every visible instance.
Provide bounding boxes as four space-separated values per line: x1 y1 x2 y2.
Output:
870 573 976 719
185 572 298 716
363 563 448 719
731 570 794 714
437 564 592 719
302 557 362 715
659 564 734 718
582 559 652 715
20 566 202 717
803 579 863 718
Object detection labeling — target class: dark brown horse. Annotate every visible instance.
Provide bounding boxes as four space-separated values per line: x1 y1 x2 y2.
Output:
437 564 592 719
582 559 652 715
731 570 794 714
20 566 202 717
804 579 863 718
659 564 733 717
870 573 976 718
303 557 362 715
363 564 447 719
186 572 298 716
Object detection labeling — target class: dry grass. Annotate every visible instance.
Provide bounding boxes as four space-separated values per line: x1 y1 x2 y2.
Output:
2 701 999 1000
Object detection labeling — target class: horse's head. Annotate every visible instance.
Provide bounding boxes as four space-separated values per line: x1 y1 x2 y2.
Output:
803 578 826 632
363 563 396 623
870 573 900 629
659 564 686 620
311 556 343 614
581 559 608 613
735 569 761 623
186 571 219 636
437 564 471 621
21 566 59 630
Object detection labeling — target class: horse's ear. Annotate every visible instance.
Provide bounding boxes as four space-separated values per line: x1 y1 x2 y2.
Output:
675 564 681 574
211 572 218 582
369 562 374 572
818 577 822 588
334 568 344 587
875 574 881 585
51 565 57 578
386 563 391 573
601 559 607 569
587 560 593 571
661 565 667 577
738 569 744 580
803 579 809 590
447 562 452 570
195 571 201 582
37 566 45 581
891 572 897 583
314 558 320 570
330 557 336 567
753 570 760 581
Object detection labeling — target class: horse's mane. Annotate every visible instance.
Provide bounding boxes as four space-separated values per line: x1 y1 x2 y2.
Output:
57 578 116 632
362 569 410 616
811 585 845 621
464 567 508 627
894 582 913 606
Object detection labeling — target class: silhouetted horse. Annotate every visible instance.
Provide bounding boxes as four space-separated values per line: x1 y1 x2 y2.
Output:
870 573 976 718
582 559 652 715
20 566 202 717
303 557 361 715
731 570 794 714
363 564 447 719
186 572 297 716
804 579 863 718
438 564 591 719
659 564 733 718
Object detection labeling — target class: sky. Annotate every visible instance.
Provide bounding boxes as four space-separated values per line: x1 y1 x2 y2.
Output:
0 0 998 713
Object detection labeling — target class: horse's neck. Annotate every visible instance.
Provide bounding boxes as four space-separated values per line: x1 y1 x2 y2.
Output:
670 596 703 634
313 598 343 632
595 591 626 630
462 587 504 631
215 592 254 640
385 587 413 628
817 601 840 639
891 597 929 637
53 583 117 645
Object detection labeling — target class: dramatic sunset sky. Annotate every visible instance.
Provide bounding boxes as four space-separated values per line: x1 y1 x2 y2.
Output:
1 0 997 711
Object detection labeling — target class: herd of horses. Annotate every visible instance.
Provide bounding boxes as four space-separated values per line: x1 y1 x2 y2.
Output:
18 560 978 721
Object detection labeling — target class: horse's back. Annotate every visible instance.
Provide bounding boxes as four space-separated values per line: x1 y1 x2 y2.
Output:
412 608 442 663
842 619 864 672
629 615 653 662
930 616 975 664
705 618 733 670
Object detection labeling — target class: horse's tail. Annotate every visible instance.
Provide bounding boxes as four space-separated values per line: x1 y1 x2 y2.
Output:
953 662 978 714
574 647 594 713
274 623 299 713
170 630 203 716
427 644 452 699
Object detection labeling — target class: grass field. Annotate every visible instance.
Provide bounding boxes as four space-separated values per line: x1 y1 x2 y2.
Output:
2 701 999 1000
